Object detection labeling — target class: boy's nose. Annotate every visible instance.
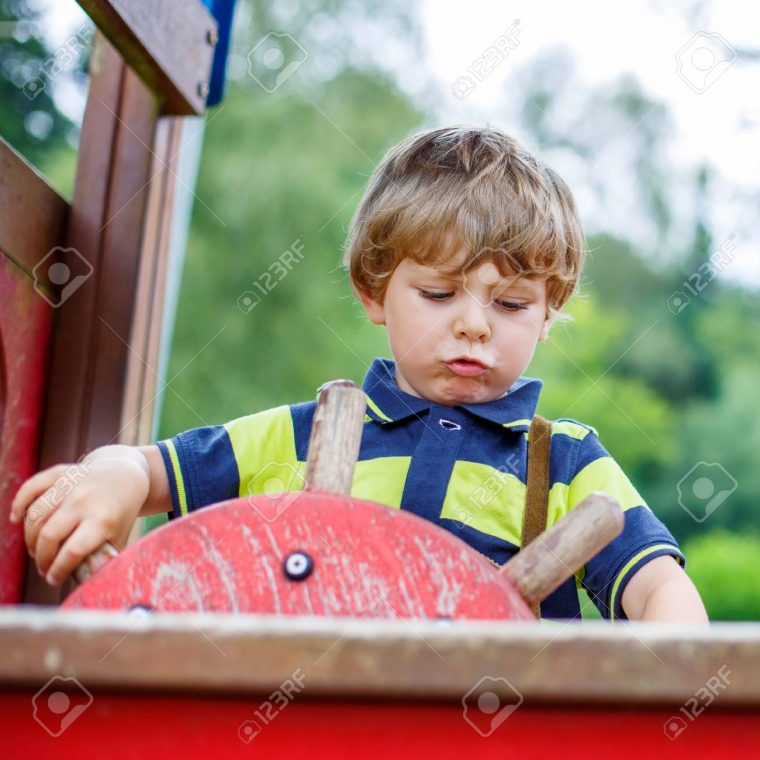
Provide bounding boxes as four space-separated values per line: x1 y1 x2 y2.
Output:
453 295 491 341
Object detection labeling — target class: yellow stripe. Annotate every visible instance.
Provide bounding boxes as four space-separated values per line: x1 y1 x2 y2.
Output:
164 440 188 518
225 405 302 498
568 456 646 513
351 457 410 508
365 394 393 423
502 418 531 429
440 460 525 546
551 419 595 441
609 544 684 621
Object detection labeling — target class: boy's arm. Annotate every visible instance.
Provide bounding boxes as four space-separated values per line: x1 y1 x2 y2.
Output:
621 555 709 623
136 445 172 516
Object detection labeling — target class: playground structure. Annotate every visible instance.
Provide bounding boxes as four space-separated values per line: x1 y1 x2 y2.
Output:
1 2 760 756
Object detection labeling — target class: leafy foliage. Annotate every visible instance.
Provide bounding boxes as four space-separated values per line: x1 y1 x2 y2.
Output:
4 0 758 617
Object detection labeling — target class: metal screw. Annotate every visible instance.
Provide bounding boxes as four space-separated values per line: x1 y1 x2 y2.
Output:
283 551 314 581
198 81 209 99
206 28 218 46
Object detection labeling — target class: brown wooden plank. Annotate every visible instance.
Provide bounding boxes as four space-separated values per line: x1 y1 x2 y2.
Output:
0 608 757 706
82 64 158 452
119 116 181 447
76 0 217 115
26 33 158 605
0 137 68 284
136 118 184 445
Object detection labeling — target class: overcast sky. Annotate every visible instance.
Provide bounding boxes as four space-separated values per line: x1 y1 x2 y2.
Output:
40 0 759 285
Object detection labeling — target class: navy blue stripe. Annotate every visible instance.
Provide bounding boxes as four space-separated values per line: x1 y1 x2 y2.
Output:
541 577 582 620
574 430 609 473
608 547 685 620
172 425 240 510
358 415 423 459
582 505 684 619
290 400 317 461
548 433 583 486
439 520 520 565
156 441 180 521
456 413 528 482
400 407 468 523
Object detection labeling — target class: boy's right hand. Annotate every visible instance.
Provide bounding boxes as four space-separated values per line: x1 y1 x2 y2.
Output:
9 446 152 587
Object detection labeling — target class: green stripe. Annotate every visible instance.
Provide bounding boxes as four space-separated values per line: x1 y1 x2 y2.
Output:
502 418 531 429
609 544 682 621
551 419 594 441
225 406 300 498
568 456 646 513
365 394 393 423
164 439 188 518
351 457 410 508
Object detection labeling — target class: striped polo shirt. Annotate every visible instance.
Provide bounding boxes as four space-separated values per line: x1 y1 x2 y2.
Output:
158 356 685 621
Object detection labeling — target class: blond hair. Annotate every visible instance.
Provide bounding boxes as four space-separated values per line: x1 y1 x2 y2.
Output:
342 125 586 317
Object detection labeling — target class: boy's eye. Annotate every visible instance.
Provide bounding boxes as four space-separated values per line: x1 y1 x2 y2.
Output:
418 289 528 312
496 300 529 311
418 289 453 301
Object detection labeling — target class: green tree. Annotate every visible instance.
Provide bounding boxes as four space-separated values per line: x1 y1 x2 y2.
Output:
682 530 760 621
0 0 84 195
160 66 425 436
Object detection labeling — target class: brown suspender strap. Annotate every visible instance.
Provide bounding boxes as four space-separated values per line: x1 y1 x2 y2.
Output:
521 414 552 618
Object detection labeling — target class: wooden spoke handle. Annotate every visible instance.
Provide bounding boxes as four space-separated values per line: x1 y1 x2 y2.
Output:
73 542 120 585
303 379 367 495
499 492 625 608
72 380 367 585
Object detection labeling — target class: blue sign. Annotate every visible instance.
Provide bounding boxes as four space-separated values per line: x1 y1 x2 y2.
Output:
201 0 239 106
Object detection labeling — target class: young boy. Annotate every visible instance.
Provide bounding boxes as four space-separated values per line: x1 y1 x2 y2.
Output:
11 126 707 623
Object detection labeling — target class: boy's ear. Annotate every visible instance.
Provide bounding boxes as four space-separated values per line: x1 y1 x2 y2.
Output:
359 289 386 325
538 315 554 342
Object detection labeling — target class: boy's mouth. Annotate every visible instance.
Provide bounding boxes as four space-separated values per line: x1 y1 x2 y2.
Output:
445 357 488 377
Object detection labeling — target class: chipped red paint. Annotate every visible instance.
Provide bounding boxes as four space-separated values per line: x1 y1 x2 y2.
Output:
62 493 534 621
0 257 53 603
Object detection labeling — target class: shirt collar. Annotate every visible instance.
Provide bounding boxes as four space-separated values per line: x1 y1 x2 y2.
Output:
361 357 542 431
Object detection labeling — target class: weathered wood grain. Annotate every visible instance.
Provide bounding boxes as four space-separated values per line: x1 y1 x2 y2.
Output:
0 137 68 284
0 608 757 706
501 493 625 607
76 0 217 114
303 380 367 495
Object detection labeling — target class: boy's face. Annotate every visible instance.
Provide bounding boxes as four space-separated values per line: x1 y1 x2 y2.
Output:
360 251 553 406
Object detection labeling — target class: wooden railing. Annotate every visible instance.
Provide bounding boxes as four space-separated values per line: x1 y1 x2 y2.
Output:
0 0 218 605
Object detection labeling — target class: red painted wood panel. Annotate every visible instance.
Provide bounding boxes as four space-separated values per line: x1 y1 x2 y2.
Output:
0 255 53 603
62 494 534 621
0 691 756 757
